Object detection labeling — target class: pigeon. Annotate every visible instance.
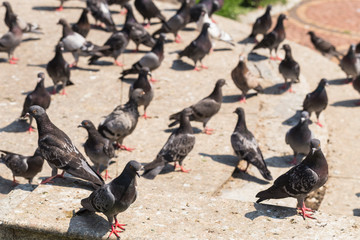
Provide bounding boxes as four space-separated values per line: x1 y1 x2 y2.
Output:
339 44 360 83
3 1 42 34
152 0 192 43
0 14 22 64
278 44 300 93
88 28 130 66
72 8 91 38
78 120 115 180
98 89 145 152
134 0 166 28
231 55 263 103
27 105 104 187
307 31 342 60
128 67 154 119
256 138 328 219
303 78 328 127
143 108 195 179
46 42 73 95
77 160 141 238
0 148 44 185
231 107 272 180
169 79 225 134
249 5 272 41
178 22 212 71
285 111 313 165
87 0 116 32
190 0 223 22
252 14 287 60
20 72 51 133
120 34 165 81
352 75 360 105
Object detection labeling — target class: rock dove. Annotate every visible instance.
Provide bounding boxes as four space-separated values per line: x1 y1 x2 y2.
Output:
128 67 154 119
231 107 272 181
20 72 51 133
252 14 287 60
0 148 44 185
169 79 225 134
77 160 141 238
249 5 272 41
278 44 300 93
0 14 22 64
120 34 165 81
134 0 166 28
285 111 313 165
152 0 192 43
178 22 212 71
72 8 91 38
307 31 342 60
78 120 115 180
339 44 360 83
190 0 223 22
27 105 104 187
87 0 116 32
231 55 263 103
256 138 328 219
98 89 145 152
352 75 360 105
46 42 73 95
303 78 328 127
143 108 195 179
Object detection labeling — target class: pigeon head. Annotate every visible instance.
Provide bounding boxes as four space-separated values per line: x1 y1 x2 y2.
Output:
310 139 321 154
278 14 287 21
27 105 46 118
130 88 145 102
158 33 166 41
202 22 211 30
215 79 226 88
281 44 291 51
2 1 10 8
300 111 309 122
78 120 96 130
319 78 329 87
266 5 272 11
125 160 142 177
37 72 45 82
307 31 315 36
182 108 193 117
233 107 245 116
57 18 68 26
55 42 65 52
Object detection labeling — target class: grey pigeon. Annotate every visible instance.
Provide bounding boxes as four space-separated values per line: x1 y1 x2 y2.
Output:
20 72 51 133
46 42 73 95
169 79 225 135
0 148 44 184
78 160 142 238
249 5 272 41
87 0 116 32
352 75 360 105
307 31 342 60
72 8 91 38
252 14 287 60
303 78 328 127
256 139 328 219
190 0 222 22
279 44 300 93
339 44 360 83
231 55 263 103
98 89 145 152
129 67 154 119
78 120 115 180
285 111 313 165
178 22 212 71
143 108 195 179
27 105 104 187
120 34 165 81
0 14 22 64
231 107 272 181
134 0 166 28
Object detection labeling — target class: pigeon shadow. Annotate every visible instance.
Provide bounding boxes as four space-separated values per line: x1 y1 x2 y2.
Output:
0 58 9 63
164 127 202 134
356 193 360 197
171 59 194 71
68 212 110 239
282 110 301 126
353 209 360 217
265 155 302 168
232 167 269 185
262 83 288 95
71 66 100 72
331 99 360 108
0 119 30 133
327 78 348 85
222 93 258 103
120 77 138 84
88 60 114 66
38 175 98 191
22 37 41 42
123 49 149 54
199 153 238 167
238 37 255 44
0 176 16 194
213 48 233 52
163 8 178 12
247 52 268 62
245 203 296 220
26 63 47 69
182 27 196 31
32 6 84 11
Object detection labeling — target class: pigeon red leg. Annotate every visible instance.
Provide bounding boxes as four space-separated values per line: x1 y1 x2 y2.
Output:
141 112 151 119
56 6 63 11
114 217 126 230
10 57 19 61
143 22 150 29
27 126 35 133
179 165 191 173
120 8 128 15
41 171 65 184
114 60 124 67
288 86 295 93
9 59 17 64
103 170 112 180
201 64 208 69
116 143 135 152
12 177 19 186
211 18 217 23
193 66 201 71
108 224 121 238
316 120 323 128
204 127 214 135
175 35 182 43
69 62 78 68
239 95 246 103
60 88 67 95
298 203 315 219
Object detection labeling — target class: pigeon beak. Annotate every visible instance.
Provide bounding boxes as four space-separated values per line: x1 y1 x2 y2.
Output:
77 125 84 128
136 171 140 178
147 72 152 77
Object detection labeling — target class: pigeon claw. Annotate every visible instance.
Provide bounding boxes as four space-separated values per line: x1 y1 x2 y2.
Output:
239 96 246 103
297 203 315 220
55 6 63 11
316 121 323 128
9 59 17 64
28 126 35 133
10 57 19 61
141 113 151 119
103 170 112 181
120 8 128 15
150 78 158 83
41 173 65 184
204 127 214 135
193 66 201 71
116 143 135 152
201 65 208 69
143 23 150 29
108 224 122 238
179 165 191 173
69 62 77 68
114 60 124 67
60 89 67 95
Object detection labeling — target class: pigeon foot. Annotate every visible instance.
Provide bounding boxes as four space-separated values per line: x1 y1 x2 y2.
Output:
120 9 128 15
150 78 158 83
193 66 201 71
103 170 112 181
288 87 295 93
28 126 35 133
10 57 19 61
239 96 246 103
108 224 122 238
114 60 124 67
9 59 17 64
316 121 323 127
180 165 191 173
116 143 134 152
297 203 315 220
204 127 214 135
114 218 126 230
60 89 67 95
143 23 150 29
55 6 63 11
201 65 208 69
141 113 151 119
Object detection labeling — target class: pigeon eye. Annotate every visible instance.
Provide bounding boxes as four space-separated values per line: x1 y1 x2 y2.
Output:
33 110 37 114
84 122 88 125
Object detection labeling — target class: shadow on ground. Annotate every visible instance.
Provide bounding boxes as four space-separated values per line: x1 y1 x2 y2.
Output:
282 110 301 126
232 167 269 185
199 153 238 167
265 155 298 168
68 211 110 239
222 93 258 103
171 59 194 71
245 203 296 220
331 99 359 107
0 119 31 133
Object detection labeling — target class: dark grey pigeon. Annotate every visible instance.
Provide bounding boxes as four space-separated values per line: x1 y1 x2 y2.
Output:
285 111 313 165
143 108 195 179
78 160 142 238
178 22 211 71
307 31 342 60
256 139 328 219
0 13 22 64
87 0 116 31
303 78 328 128
339 44 360 83
279 44 300 93
169 79 225 135
72 8 91 38
46 42 73 95
249 5 272 41
252 14 287 60
352 75 360 105
78 120 115 181
231 107 272 181
120 34 165 81
20 72 51 133
0 148 44 184
129 67 154 119
27 105 104 187
134 0 166 28
98 89 145 152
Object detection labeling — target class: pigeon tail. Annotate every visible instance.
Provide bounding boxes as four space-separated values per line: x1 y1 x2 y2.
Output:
142 157 166 180
168 111 181 127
